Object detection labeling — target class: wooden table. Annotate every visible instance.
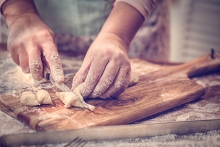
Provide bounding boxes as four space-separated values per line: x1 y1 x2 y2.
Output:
0 48 219 146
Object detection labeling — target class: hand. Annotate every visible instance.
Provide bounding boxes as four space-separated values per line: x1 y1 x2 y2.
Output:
71 33 131 99
7 13 64 83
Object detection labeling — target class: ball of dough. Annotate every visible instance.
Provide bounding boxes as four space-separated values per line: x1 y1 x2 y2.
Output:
56 89 95 111
20 91 40 106
36 89 52 105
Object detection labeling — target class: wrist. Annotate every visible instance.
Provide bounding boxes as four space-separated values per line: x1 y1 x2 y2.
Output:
93 32 129 53
99 2 144 49
2 0 38 28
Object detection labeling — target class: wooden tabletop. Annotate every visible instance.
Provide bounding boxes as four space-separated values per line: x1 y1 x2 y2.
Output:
0 47 219 146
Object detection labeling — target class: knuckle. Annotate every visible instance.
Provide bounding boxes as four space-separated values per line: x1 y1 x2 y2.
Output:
36 29 54 41
7 39 21 51
114 52 130 67
103 47 114 55
116 51 125 59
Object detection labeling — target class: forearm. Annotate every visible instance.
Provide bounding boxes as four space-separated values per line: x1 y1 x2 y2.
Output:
97 2 145 49
2 0 38 28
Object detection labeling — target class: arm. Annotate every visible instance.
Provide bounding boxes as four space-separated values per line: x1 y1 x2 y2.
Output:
98 2 145 49
71 2 147 98
1 0 64 83
2 0 37 27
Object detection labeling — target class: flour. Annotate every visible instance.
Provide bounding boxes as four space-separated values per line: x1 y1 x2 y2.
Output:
0 65 34 94
49 52 60 62
90 75 114 97
193 73 220 87
114 78 124 89
85 130 220 147
0 53 57 95
45 52 64 83
50 65 64 82
130 59 161 76
0 110 35 136
29 58 42 81
0 49 220 146
209 81 220 86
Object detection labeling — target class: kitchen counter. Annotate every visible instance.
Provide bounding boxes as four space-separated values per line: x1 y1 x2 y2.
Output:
0 47 220 146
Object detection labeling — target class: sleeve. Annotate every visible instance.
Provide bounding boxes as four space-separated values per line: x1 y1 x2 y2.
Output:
0 0 7 14
114 0 158 20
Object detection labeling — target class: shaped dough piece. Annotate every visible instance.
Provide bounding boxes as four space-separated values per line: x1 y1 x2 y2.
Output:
20 91 40 106
36 89 52 105
56 92 84 108
56 84 95 111
56 72 139 111
73 84 95 111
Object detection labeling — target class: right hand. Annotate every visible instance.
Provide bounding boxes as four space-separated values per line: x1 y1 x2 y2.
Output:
7 13 64 83
71 33 131 99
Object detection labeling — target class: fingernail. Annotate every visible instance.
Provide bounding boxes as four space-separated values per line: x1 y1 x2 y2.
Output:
22 68 30 74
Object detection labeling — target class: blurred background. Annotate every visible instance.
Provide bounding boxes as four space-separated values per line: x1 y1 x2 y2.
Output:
170 0 220 62
0 0 220 63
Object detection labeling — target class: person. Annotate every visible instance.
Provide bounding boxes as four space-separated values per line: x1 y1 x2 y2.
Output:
0 0 158 99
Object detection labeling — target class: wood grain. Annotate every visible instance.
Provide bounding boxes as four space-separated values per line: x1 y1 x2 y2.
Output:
0 53 219 131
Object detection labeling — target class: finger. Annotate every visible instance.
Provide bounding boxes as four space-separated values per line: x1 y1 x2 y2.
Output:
80 57 109 97
71 62 90 91
18 48 30 74
26 44 43 82
41 43 64 84
100 67 130 99
89 60 119 98
112 71 130 97
7 40 30 73
7 42 21 66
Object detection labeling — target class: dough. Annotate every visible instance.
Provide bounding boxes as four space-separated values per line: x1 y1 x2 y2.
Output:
56 92 83 108
20 91 40 106
36 89 52 105
20 89 52 106
56 84 95 111
56 72 139 111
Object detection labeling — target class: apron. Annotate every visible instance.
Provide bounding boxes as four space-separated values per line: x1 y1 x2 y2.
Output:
1 0 170 61
34 0 112 36
34 0 112 54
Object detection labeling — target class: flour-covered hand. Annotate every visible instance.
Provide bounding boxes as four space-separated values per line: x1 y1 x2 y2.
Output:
71 33 131 98
7 13 64 83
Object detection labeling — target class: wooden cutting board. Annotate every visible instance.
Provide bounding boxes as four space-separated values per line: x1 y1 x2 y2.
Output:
0 53 219 131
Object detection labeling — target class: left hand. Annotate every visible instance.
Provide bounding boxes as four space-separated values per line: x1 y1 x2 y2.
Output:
71 33 131 98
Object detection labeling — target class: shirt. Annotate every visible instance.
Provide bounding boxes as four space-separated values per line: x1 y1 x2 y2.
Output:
1 0 158 19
